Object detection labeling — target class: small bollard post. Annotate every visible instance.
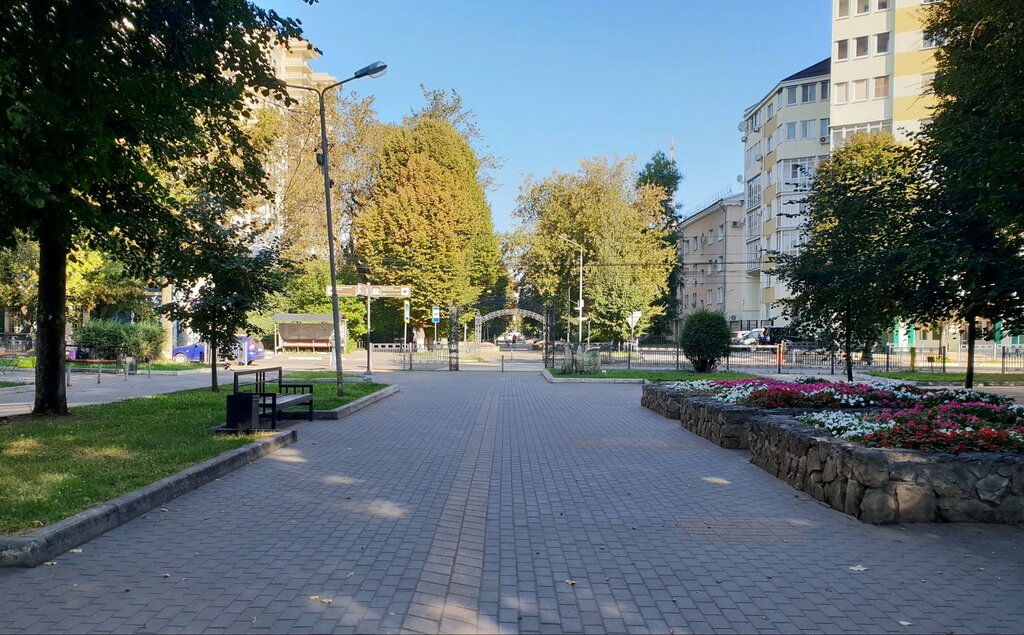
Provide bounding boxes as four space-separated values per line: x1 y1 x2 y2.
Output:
124 359 129 382
66 366 72 387
148 361 152 379
501 355 505 372
97 363 102 384
776 344 783 374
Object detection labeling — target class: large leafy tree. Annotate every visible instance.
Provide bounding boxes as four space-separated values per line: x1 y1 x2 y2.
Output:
636 150 684 338
775 133 921 381
352 113 502 342
907 0 1024 388
0 1 305 414
515 156 675 342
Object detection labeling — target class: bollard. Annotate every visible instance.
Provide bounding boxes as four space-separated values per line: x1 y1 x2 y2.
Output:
148 361 152 379
501 355 505 372
124 359 128 382
66 366 72 387
97 364 102 384
776 344 783 374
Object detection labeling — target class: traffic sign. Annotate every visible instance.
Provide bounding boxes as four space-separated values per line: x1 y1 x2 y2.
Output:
404 300 411 323
431 306 440 324
626 310 642 330
326 283 367 297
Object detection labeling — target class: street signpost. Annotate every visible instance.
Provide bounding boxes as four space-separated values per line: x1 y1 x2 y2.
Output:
403 300 411 363
322 283 414 380
626 310 642 370
432 306 440 349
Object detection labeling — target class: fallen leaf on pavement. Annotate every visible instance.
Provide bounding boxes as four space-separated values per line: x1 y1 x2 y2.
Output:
848 565 867 572
898 621 913 626
69 549 82 554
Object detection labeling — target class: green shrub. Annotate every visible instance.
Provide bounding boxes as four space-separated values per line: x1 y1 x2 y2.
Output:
74 320 165 360
680 310 731 373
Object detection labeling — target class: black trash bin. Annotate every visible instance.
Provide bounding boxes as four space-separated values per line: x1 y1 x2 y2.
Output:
225 393 259 433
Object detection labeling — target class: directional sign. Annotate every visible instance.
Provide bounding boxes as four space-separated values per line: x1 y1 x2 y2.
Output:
431 306 440 324
404 300 411 323
626 310 642 330
326 283 412 298
326 283 367 298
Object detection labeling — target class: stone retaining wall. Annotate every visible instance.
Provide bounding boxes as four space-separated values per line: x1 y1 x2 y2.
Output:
749 417 1024 524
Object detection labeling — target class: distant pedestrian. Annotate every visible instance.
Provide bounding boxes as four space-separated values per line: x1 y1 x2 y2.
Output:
512 334 518 346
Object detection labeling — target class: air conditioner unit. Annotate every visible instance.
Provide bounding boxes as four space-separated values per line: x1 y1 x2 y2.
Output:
819 136 829 144
729 314 738 321
755 153 763 161
731 220 741 227
741 135 748 142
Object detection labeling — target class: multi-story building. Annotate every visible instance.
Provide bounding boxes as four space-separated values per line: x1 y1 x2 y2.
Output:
676 193 760 329
830 0 938 144
739 58 831 326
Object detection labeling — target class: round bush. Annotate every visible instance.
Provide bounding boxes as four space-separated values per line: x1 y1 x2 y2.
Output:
680 310 731 373
74 320 165 360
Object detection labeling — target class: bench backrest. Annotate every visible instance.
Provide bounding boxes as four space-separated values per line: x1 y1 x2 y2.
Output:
233 366 283 394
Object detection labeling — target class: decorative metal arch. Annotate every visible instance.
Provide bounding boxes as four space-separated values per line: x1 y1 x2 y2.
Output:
474 308 546 345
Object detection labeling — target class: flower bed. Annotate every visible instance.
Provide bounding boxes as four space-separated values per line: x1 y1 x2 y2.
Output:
799 402 1024 455
663 376 948 409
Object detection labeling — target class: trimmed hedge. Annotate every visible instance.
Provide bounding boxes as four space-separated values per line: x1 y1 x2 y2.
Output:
74 320 164 361
680 309 731 373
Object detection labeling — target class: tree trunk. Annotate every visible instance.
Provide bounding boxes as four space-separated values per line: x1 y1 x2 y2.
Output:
33 231 69 415
844 307 854 382
965 316 977 389
209 335 219 393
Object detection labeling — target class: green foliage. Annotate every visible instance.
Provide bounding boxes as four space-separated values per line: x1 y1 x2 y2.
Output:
679 309 731 373
73 320 164 361
353 109 502 327
515 156 675 342
636 150 682 228
775 133 920 381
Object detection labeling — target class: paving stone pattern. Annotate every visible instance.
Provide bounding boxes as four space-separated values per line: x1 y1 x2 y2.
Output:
2 371 1024 634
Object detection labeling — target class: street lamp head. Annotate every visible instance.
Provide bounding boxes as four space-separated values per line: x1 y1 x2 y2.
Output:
354 61 387 79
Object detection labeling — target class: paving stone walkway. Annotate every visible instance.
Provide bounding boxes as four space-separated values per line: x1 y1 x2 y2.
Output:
2 371 1023 634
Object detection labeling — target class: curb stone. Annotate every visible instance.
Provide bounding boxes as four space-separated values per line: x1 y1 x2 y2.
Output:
282 384 399 421
541 369 647 384
0 429 296 568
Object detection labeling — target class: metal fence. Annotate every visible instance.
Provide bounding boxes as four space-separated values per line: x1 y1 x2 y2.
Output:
361 346 448 371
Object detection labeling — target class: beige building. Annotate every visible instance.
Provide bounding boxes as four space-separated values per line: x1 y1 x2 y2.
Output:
677 193 759 328
739 58 832 326
830 0 937 144
268 39 338 99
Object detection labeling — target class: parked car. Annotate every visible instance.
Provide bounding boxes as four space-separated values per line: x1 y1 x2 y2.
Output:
171 335 265 365
730 330 750 345
741 328 768 347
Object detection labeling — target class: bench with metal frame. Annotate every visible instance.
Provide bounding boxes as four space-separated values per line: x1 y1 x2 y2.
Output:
231 366 313 430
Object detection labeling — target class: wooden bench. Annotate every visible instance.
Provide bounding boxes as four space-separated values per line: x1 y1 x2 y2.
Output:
232 367 313 430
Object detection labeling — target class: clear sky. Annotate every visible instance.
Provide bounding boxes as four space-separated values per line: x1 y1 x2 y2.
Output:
255 0 832 232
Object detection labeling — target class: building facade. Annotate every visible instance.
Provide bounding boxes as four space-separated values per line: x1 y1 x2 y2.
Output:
676 193 760 329
739 58 831 326
830 0 938 145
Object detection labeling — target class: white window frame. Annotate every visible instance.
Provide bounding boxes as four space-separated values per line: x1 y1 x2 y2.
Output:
852 79 868 102
876 32 891 54
834 82 848 104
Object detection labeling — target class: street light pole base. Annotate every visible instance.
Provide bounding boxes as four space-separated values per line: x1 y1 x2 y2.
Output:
362 371 373 383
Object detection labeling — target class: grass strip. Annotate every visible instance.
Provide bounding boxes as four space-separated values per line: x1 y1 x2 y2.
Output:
865 371 1024 383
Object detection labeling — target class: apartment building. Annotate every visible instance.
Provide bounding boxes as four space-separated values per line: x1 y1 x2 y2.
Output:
831 0 938 144
739 58 832 326
677 193 760 328
269 39 338 99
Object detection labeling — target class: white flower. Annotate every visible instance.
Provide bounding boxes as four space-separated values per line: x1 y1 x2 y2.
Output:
797 411 894 440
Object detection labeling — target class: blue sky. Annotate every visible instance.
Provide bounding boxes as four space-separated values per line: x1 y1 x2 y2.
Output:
256 0 832 231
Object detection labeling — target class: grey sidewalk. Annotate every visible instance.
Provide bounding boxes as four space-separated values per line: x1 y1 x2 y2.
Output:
1 371 1022 633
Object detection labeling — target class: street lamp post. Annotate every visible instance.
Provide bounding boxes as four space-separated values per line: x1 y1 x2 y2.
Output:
285 61 387 397
558 236 584 346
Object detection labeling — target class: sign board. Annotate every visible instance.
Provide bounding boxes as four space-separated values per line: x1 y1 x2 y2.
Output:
326 283 367 298
431 306 440 324
326 283 412 298
626 310 642 330
404 300 411 323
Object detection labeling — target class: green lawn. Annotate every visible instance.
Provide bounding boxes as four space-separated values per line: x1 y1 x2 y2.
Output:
0 381 388 535
0 381 23 388
68 361 206 371
865 371 1024 383
0 389 257 535
549 369 758 381
309 381 388 410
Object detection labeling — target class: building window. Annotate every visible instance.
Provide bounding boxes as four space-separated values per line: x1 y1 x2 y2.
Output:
838 0 850 17
923 33 944 49
876 32 891 54
747 175 762 209
834 82 848 104
855 36 869 57
800 119 815 139
786 121 797 140
874 75 890 98
878 0 889 8
853 79 868 101
857 0 870 13
766 102 774 119
786 86 797 105
820 118 830 138
801 83 816 103
820 81 829 101
836 39 849 61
